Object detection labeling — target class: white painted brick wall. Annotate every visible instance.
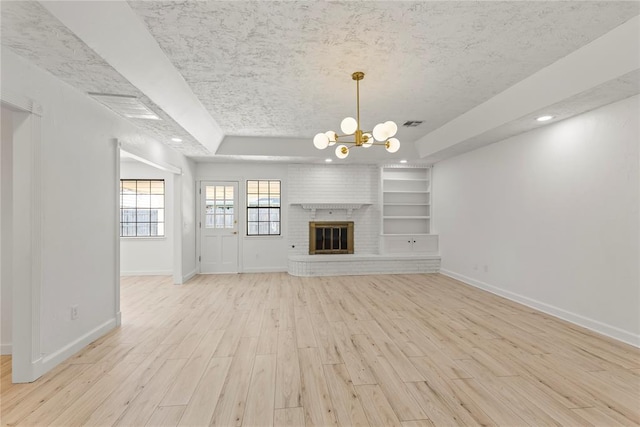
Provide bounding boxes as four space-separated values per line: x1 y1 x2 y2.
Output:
288 256 441 277
287 164 380 255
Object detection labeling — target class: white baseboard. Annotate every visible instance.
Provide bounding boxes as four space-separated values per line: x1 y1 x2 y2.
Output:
440 269 640 348
1 343 12 355
120 270 173 276
242 266 287 273
35 318 117 378
182 269 197 283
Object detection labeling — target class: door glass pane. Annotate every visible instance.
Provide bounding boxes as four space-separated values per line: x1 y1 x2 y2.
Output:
215 186 225 199
205 184 235 229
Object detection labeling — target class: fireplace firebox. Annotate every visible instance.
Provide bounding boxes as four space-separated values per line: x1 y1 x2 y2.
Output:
309 221 354 254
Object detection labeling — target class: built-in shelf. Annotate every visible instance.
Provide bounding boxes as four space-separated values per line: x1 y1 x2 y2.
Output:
381 166 436 251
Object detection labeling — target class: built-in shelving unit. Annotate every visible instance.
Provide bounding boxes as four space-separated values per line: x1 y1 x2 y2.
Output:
380 166 438 254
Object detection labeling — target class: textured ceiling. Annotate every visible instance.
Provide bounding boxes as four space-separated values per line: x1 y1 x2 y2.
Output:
0 1 209 156
1 1 638 161
130 1 639 142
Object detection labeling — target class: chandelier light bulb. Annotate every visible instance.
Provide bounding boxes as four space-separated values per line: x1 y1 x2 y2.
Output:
373 123 388 141
335 144 349 159
362 133 374 148
313 132 330 150
340 117 358 135
384 121 398 138
385 138 400 153
325 131 337 146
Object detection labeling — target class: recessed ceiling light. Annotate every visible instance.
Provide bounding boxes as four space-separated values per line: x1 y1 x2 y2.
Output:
171 137 182 142
536 115 554 122
325 158 333 163
400 160 408 164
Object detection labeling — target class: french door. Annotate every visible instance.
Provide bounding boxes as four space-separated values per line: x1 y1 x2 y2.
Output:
199 181 239 273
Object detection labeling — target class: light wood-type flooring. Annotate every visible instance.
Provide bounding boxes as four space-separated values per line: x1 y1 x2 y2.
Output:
1 273 639 426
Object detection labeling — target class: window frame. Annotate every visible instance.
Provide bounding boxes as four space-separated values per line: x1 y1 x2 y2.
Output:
120 179 166 238
246 179 281 236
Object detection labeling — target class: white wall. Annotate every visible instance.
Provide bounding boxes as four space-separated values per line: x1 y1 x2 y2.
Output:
433 95 640 346
1 48 196 377
196 162 289 273
1 106 13 354
288 164 380 255
120 161 174 276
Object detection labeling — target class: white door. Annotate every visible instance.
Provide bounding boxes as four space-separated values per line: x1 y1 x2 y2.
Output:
200 181 239 273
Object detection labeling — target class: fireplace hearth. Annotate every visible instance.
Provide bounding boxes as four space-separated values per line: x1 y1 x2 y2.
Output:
309 221 354 254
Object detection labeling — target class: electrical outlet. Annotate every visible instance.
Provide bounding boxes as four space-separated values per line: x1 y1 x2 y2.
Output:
71 305 79 320
483 265 489 273
474 264 478 271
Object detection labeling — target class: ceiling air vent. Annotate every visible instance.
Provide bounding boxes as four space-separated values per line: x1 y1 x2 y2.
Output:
88 93 161 120
403 120 424 127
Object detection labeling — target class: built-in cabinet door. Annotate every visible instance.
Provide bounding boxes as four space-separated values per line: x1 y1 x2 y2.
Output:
412 235 438 253
381 234 438 254
199 181 239 274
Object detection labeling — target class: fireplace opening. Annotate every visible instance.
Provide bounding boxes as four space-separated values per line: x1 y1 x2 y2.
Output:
309 221 354 254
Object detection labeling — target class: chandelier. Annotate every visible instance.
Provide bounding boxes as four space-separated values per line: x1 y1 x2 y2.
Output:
313 71 400 159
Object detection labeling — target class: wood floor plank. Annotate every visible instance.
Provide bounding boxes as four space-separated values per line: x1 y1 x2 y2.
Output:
82 344 177 426
350 334 427 422
275 328 302 409
145 405 186 427
177 357 232 426
210 337 258 427
49 360 140 426
298 348 338 427
2 273 638 427
295 312 317 349
323 363 370 427
310 311 343 365
243 354 276 427
256 308 280 355
114 358 186 426
401 420 436 427
161 329 224 406
355 384 402 427
329 322 377 386
273 407 305 427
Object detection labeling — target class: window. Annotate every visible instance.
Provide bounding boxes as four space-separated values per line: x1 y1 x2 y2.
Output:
120 179 165 237
247 180 280 235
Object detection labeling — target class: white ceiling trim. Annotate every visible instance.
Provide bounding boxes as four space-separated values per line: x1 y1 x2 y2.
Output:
119 149 182 175
415 15 640 159
39 1 224 154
